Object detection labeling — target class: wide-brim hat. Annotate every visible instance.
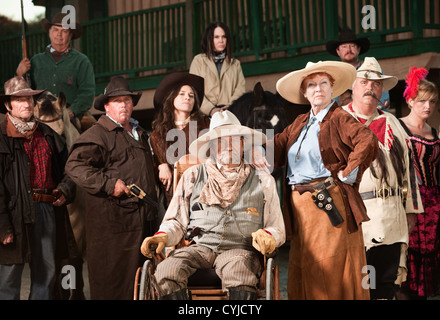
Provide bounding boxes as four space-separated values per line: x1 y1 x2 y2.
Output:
326 29 370 56
0 76 45 113
153 72 205 111
356 57 398 92
41 12 82 40
94 76 142 111
189 110 266 159
276 61 357 105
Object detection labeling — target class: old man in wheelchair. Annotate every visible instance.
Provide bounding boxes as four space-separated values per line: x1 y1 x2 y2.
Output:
140 110 285 300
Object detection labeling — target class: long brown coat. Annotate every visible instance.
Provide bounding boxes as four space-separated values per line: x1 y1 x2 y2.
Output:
65 116 158 300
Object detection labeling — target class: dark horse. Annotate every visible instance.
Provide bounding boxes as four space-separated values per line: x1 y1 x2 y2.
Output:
228 82 309 178
228 82 289 136
228 82 310 135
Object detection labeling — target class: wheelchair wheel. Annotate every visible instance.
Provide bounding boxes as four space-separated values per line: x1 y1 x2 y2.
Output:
265 257 280 300
138 260 158 300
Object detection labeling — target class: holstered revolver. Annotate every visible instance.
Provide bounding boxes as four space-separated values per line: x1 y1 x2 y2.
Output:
311 188 344 227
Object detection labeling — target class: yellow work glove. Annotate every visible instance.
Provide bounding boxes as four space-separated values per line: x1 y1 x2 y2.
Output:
252 229 276 255
140 233 168 258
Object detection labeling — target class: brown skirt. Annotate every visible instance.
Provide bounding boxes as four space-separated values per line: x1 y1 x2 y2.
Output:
288 181 370 300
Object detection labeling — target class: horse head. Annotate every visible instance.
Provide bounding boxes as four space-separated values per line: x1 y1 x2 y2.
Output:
35 91 66 136
228 82 289 136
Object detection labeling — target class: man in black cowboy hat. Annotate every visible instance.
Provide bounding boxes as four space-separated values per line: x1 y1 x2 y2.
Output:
326 29 390 109
16 12 95 130
65 76 159 300
326 28 370 68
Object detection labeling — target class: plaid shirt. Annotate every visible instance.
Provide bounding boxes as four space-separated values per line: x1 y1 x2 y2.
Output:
23 128 55 190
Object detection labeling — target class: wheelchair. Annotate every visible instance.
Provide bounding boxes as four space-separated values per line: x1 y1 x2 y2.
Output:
133 154 281 300
133 247 280 300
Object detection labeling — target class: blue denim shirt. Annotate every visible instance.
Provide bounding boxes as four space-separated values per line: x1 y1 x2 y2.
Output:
286 101 358 185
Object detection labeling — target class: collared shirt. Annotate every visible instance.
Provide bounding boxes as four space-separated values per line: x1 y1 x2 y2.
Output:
106 114 140 141
286 102 333 184
286 101 359 185
46 44 71 55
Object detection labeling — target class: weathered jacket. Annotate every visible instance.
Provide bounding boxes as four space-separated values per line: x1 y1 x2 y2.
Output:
65 115 159 299
271 103 380 238
65 116 158 213
189 54 246 115
0 119 77 264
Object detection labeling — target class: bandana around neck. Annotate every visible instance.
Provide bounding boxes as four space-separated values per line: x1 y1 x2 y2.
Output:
213 51 226 64
7 113 36 137
198 158 250 208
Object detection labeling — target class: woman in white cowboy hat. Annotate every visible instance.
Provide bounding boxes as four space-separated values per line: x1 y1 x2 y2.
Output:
271 61 380 300
141 110 285 300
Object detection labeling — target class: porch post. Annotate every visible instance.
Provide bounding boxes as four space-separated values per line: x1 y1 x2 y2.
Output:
186 0 194 68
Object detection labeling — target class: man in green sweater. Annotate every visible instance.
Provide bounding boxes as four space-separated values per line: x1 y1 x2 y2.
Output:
16 12 95 130
16 12 94 300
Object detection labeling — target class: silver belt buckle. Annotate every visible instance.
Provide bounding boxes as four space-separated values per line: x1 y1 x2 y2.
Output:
324 176 335 189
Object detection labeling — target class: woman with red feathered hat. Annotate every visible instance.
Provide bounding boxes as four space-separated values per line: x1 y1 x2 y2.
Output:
398 67 440 299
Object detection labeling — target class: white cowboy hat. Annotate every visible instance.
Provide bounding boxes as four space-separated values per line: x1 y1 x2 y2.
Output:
189 110 266 159
276 61 357 105
356 57 398 92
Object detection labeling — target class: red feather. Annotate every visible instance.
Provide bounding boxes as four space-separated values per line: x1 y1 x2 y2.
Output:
404 67 429 101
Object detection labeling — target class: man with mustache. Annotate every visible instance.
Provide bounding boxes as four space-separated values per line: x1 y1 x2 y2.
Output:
65 76 158 299
342 57 423 300
140 110 285 300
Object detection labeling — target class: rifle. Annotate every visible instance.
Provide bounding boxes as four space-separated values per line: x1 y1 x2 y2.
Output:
20 0 31 86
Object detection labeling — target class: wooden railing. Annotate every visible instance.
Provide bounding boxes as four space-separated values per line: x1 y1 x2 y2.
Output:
0 0 439 92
